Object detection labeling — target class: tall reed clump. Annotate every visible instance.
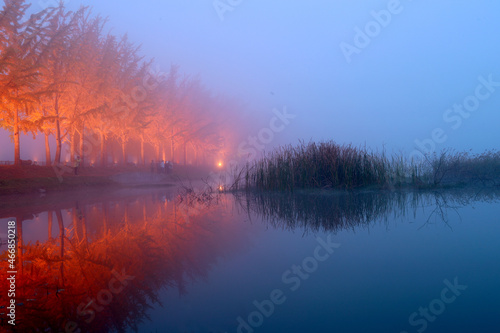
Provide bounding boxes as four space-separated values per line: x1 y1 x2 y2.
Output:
246 141 393 190
244 142 500 191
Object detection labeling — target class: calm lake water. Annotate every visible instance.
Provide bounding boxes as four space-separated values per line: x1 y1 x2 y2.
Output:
1 186 499 332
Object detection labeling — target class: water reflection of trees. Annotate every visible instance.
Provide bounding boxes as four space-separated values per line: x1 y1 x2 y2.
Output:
238 188 500 233
416 188 500 230
0 191 237 332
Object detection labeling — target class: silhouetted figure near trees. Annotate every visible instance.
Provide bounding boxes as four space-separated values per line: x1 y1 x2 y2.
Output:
74 156 81 175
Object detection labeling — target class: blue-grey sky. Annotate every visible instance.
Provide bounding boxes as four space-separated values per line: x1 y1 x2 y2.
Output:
2 0 500 161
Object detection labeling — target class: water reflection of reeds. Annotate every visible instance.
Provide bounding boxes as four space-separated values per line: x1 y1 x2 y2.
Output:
238 188 500 233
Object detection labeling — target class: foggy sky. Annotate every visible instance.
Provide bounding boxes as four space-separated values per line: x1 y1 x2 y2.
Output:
2 0 500 161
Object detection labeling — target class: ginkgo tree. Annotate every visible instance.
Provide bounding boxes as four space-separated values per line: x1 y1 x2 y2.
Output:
0 0 47 165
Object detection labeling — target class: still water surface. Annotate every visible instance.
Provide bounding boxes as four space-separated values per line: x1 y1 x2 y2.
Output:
1 187 499 332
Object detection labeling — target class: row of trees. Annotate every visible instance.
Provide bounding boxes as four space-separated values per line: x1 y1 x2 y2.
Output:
0 0 232 167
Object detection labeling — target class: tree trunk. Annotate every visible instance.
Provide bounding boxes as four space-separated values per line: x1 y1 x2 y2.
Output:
70 129 76 164
102 201 108 237
55 209 65 285
124 203 130 228
72 207 80 242
122 140 127 165
14 108 20 165
100 132 106 167
140 135 145 166
76 202 87 247
16 216 23 275
54 95 62 164
48 210 53 240
79 123 85 167
44 132 52 166
154 143 160 161
171 128 175 163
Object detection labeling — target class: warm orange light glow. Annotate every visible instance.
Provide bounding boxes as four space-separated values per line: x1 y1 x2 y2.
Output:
218 185 224 192
218 161 223 167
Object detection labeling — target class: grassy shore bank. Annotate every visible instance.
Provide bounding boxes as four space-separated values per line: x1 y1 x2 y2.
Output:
0 164 213 195
240 142 500 191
